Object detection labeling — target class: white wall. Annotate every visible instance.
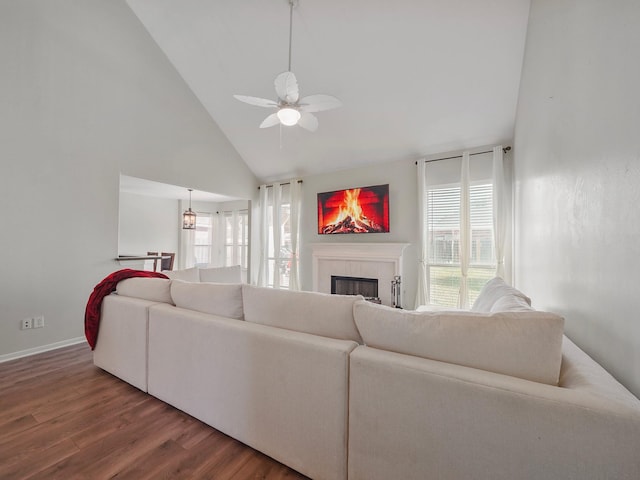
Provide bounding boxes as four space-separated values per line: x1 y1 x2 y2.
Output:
299 159 419 309
118 192 180 256
514 0 640 395
0 0 257 358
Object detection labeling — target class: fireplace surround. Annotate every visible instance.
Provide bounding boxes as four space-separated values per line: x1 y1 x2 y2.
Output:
311 243 408 307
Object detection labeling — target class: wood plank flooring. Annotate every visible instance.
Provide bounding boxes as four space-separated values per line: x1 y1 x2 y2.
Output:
0 343 309 479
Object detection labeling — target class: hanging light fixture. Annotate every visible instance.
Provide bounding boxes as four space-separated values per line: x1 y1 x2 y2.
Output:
182 189 196 230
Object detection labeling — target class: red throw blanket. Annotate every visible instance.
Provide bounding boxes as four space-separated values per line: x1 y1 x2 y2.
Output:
84 269 168 349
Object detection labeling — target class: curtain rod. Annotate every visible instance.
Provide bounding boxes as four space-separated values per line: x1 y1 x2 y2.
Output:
258 179 303 190
415 146 511 165
216 208 249 215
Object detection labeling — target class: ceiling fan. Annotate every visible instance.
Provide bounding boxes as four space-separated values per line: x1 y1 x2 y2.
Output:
233 0 341 132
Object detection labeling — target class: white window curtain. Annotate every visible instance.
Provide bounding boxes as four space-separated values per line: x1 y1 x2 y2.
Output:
458 152 471 309
289 179 302 290
256 180 302 290
415 159 429 308
212 211 226 267
256 185 269 287
492 145 506 279
272 185 282 288
180 228 195 269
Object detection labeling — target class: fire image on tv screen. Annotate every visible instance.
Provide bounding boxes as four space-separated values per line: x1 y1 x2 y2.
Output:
317 184 390 234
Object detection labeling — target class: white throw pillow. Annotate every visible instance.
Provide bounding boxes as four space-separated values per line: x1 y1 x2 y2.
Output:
116 278 173 304
471 277 531 312
199 265 242 283
170 279 244 320
354 300 564 385
242 285 363 343
490 294 534 312
163 267 200 283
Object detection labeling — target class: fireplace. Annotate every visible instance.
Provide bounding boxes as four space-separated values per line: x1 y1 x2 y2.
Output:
311 243 408 307
331 275 379 301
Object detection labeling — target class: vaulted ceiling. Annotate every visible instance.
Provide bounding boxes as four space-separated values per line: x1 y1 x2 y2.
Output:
126 0 530 182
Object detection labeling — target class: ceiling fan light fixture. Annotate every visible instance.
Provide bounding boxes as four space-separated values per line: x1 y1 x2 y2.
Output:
277 107 301 126
233 0 341 132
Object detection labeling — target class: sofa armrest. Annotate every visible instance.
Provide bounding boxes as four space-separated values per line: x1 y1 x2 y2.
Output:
93 294 160 391
348 345 640 480
559 335 640 410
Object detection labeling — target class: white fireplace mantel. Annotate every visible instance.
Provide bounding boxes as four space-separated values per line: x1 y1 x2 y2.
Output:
311 243 409 306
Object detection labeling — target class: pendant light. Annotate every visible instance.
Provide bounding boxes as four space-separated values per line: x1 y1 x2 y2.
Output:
182 189 196 230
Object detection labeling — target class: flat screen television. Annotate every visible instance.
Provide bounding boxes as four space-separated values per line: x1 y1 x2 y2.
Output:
317 184 390 234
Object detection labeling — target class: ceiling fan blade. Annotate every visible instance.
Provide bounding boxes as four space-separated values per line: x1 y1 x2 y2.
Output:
298 112 318 132
299 94 342 113
259 113 280 129
233 95 278 108
274 71 299 103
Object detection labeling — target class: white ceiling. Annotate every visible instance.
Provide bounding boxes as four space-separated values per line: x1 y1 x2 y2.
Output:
126 0 530 182
120 175 241 202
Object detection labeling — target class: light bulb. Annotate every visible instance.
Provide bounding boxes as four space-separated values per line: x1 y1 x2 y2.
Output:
277 107 301 126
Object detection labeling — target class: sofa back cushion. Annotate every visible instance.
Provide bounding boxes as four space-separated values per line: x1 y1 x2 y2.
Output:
242 285 363 343
171 280 244 320
472 277 531 312
199 265 242 283
163 267 200 283
353 300 564 385
116 278 173 304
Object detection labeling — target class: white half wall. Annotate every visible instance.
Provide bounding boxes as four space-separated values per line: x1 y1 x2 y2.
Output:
514 0 640 395
0 0 257 357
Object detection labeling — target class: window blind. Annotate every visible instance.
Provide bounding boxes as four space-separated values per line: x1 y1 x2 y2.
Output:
426 183 495 306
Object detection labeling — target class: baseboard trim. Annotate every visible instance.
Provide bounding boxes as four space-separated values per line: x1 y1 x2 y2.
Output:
0 337 86 363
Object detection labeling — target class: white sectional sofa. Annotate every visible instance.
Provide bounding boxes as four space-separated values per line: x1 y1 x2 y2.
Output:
93 275 640 480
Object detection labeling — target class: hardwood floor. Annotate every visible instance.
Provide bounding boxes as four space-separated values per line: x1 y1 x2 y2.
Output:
0 343 309 479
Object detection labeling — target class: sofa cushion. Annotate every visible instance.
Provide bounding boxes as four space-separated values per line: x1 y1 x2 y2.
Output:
199 265 242 283
115 278 173 304
490 294 534 312
353 300 564 385
163 267 200 282
171 280 244 320
242 285 363 343
471 277 531 312
416 304 465 312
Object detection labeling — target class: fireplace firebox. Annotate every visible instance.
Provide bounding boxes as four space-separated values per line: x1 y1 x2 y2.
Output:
331 275 380 303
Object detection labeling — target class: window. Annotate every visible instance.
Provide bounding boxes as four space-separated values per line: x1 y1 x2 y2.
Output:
193 213 213 266
424 159 497 307
417 147 509 309
222 209 249 269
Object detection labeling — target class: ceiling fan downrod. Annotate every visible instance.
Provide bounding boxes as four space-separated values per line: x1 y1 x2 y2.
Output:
288 0 296 72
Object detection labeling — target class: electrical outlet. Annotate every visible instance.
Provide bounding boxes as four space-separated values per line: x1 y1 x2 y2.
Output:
33 316 45 328
21 318 32 330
